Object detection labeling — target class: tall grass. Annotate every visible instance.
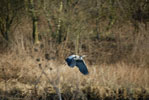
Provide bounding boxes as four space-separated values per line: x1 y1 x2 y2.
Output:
0 1 149 99
0 51 149 100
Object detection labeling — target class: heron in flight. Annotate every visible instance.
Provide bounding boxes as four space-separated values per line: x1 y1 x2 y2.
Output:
65 55 89 75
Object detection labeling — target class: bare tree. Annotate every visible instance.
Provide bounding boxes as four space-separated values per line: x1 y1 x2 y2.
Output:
28 0 40 44
0 0 24 42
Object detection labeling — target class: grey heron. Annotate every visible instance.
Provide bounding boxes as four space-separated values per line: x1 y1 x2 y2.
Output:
65 55 89 75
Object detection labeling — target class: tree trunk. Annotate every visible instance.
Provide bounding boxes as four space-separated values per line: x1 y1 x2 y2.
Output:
29 0 39 44
32 17 39 44
75 33 80 55
57 1 63 43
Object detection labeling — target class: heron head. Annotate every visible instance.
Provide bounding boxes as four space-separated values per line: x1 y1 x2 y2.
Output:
80 55 87 59
82 55 86 57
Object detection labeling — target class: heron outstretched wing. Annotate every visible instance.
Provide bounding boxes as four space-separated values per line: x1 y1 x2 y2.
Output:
76 60 89 75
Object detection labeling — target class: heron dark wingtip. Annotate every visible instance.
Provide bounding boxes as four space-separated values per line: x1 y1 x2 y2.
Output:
83 71 89 75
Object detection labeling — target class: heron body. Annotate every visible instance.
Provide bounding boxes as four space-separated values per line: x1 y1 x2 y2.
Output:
65 55 89 75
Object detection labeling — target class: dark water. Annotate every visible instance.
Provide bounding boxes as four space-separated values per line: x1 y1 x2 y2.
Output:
0 90 149 100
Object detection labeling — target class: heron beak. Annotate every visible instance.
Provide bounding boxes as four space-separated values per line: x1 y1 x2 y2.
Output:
82 55 87 58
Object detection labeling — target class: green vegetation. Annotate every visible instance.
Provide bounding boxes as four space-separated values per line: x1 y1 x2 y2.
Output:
0 0 149 100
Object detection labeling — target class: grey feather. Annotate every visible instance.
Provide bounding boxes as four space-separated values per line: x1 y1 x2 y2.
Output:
76 60 89 75
65 55 89 75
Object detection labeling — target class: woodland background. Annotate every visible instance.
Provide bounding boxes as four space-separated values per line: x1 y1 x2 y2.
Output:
0 0 149 100
0 0 148 65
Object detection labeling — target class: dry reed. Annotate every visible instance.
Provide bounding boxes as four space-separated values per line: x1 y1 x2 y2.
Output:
0 51 149 100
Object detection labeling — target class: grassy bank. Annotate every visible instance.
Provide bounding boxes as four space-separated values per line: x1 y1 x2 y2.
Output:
0 52 149 100
0 1 149 99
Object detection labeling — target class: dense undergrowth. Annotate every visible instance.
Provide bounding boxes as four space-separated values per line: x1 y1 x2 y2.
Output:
0 0 149 100
0 50 149 100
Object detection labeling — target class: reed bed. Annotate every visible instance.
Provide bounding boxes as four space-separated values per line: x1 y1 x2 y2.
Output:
0 52 149 100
